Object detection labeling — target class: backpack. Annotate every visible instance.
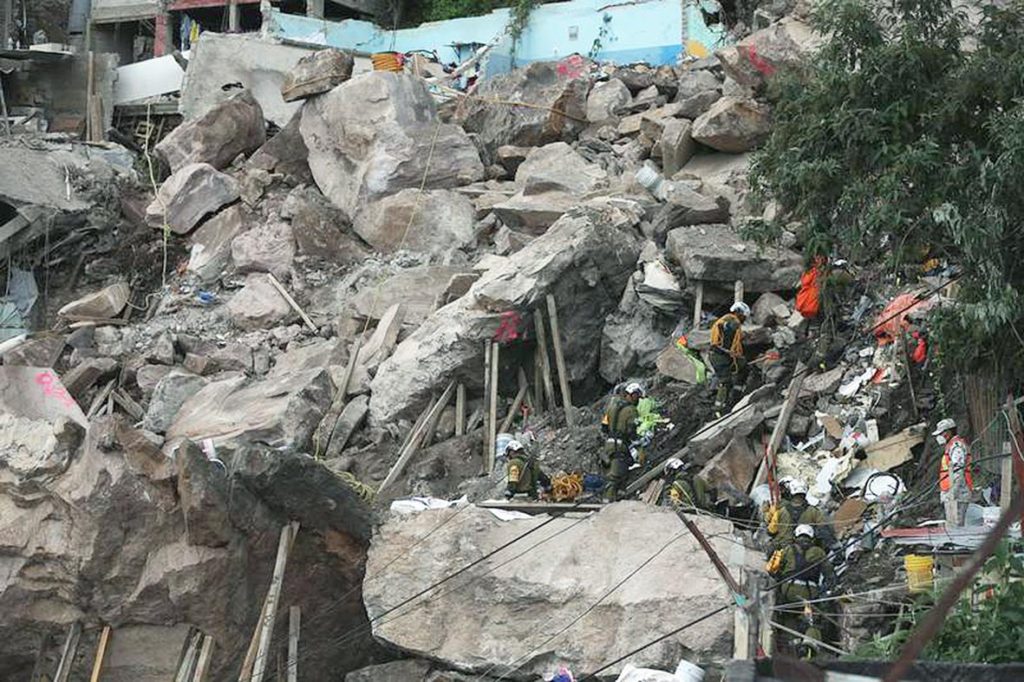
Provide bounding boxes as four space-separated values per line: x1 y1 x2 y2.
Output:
796 264 823 319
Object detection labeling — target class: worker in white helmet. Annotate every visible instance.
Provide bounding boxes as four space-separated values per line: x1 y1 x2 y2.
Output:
504 440 551 500
769 479 834 550
599 382 645 502
709 301 751 416
767 523 835 659
661 457 714 510
933 418 973 526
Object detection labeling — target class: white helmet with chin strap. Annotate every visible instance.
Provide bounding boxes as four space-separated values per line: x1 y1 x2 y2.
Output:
624 382 645 397
794 524 814 540
664 457 685 472
730 301 751 318
787 480 808 496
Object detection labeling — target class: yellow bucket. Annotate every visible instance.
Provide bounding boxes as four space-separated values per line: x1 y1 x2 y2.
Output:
372 52 403 72
905 554 934 593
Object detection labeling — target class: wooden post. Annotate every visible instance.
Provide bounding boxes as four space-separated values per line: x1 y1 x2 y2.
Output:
751 361 806 494
499 379 529 434
53 622 81 682
693 281 704 328
287 607 300 682
86 51 95 142
517 366 533 424
546 295 574 426
455 383 466 437
900 331 919 419
228 0 240 31
533 309 556 413
733 568 751 659
192 636 215 682
488 342 500 473
251 523 300 682
734 280 744 305
532 348 545 413
422 381 456 447
89 626 111 682
0 77 11 138
379 383 456 493
483 341 492 455
174 630 202 682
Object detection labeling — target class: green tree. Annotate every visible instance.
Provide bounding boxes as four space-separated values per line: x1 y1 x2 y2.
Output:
748 0 1024 374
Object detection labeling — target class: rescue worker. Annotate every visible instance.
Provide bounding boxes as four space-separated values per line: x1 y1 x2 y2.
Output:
709 302 750 416
770 480 834 550
600 382 644 502
661 457 714 511
768 524 836 659
933 418 973 526
504 440 551 500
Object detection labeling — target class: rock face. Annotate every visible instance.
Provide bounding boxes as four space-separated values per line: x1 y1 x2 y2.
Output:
666 225 802 292
300 72 484 218
146 163 240 235
0 414 376 681
363 503 734 678
369 199 642 425
282 49 354 102
155 90 266 173
587 78 631 123
716 17 823 89
353 189 476 255
692 97 771 153
455 61 589 152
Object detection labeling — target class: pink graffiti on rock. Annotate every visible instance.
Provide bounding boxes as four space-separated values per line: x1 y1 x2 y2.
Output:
35 370 78 411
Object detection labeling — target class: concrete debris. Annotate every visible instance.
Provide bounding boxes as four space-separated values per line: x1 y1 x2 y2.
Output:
146 163 240 235
156 90 266 173
226 273 296 330
364 503 734 678
57 281 130 320
353 189 476 255
282 48 354 102
301 72 484 219
666 225 802 292
691 97 772 153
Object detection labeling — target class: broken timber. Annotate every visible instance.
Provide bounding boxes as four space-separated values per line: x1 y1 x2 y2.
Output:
533 308 557 413
53 621 81 682
751 361 806 493
287 606 300 682
378 382 456 494
487 342 499 473
250 522 300 682
546 295 574 426
88 625 111 682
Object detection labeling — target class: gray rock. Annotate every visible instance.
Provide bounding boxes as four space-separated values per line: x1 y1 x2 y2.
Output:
369 199 643 424
675 70 723 118
600 308 668 383
300 72 484 218
490 191 578 234
660 119 696 176
62 356 118 400
494 145 532 175
699 435 759 492
188 205 246 282
514 141 608 196
666 225 802 292
493 225 533 255
281 185 368 263
752 291 787 326
155 90 265 173
136 364 173 399
335 265 474 327
587 78 631 123
613 65 655 93
146 163 240 235
716 17 823 89
345 660 431 682
364 503 734 678
282 48 354 102
166 368 333 453
652 183 730 237
321 395 369 459
656 344 704 384
691 97 771 153
246 111 313 183
455 61 589 152
226 273 295 331
58 282 130 320
177 336 254 375
143 369 208 433
176 440 232 547
231 220 296 279
633 83 663 108
352 189 476 255
673 153 752 218
688 398 768 465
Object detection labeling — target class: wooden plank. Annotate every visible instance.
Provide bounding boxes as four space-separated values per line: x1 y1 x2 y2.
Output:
533 309 556 413
252 523 300 682
287 606 300 682
267 274 317 332
498 380 529 435
192 635 215 682
1001 443 1013 512
532 347 545 413
378 383 456 493
546 295 574 426
751 361 806 494
238 594 271 681
487 342 499 473
422 380 456 448
693 280 704 328
88 625 111 682
455 383 466 437
53 621 82 682
476 500 603 514
174 630 202 682
1007 396 1024 530
87 379 117 418
483 341 492 461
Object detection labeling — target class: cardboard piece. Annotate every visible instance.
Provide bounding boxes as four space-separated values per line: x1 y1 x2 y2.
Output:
863 425 925 471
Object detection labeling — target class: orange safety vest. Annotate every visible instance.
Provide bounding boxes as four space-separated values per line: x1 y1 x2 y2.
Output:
939 435 973 492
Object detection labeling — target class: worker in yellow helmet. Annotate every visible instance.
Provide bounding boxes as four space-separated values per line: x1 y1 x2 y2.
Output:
709 301 749 416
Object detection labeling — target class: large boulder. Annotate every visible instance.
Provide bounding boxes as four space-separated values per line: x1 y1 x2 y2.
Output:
281 185 368 263
155 90 265 173
352 189 476 255
675 70 722 119
514 142 608 196
146 163 240 235
231 220 296 279
716 17 823 89
188 204 247 282
600 307 669 383
363 503 735 678
300 72 484 218
142 369 208 434
282 49 354 102
226 273 295 330
666 225 802 292
673 154 753 219
247 111 313 184
490 191 578 234
587 78 632 123
454 61 589 153
369 199 643 424
691 97 771 154
651 183 730 238
660 119 696 176
165 369 333 453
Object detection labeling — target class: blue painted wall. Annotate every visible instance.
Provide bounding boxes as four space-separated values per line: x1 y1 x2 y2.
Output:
263 0 729 78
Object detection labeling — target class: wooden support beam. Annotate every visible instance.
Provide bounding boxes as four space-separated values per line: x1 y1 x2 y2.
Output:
422 380 456 448
379 383 456 493
251 522 300 682
693 281 704 328
533 309 556 413
734 280 744 304
287 607 300 682
483 341 492 459
532 347 544 413
455 383 466 437
228 0 240 31
487 342 500 473
498 378 529 435
89 626 111 682
546 295 574 426
1007 396 1024 531
53 621 82 682
174 630 202 682
192 635 215 682
751 361 806 494
268 274 317 332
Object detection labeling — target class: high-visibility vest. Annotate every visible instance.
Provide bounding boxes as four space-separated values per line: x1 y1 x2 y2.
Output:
939 435 973 492
710 313 744 357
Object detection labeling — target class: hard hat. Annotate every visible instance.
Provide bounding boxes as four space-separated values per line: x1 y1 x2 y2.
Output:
504 439 525 454
730 301 751 317
794 524 814 539
787 480 808 496
932 418 956 436
624 382 645 397
665 457 685 472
